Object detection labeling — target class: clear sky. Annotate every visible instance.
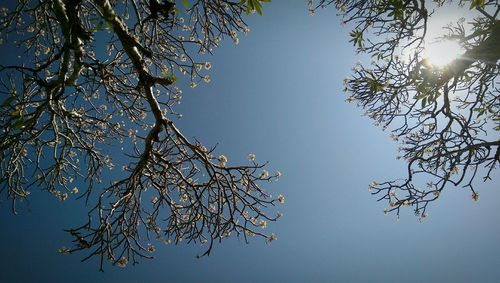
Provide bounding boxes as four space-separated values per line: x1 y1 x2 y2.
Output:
1 1 499 283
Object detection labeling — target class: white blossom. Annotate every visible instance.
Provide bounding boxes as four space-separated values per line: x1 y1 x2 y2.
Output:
260 170 269 179
117 257 128 267
277 194 285 204
248 153 256 161
267 233 277 243
218 155 228 167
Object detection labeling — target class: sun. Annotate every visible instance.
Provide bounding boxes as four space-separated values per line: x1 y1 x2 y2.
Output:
422 39 463 67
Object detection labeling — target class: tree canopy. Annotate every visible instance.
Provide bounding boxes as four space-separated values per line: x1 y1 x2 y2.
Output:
311 0 499 218
2 0 499 271
0 0 281 270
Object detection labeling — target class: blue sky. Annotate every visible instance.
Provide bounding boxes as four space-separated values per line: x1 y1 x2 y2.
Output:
1 1 500 282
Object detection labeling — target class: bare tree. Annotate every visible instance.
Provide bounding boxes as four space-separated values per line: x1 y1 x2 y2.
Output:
311 0 499 218
0 0 282 270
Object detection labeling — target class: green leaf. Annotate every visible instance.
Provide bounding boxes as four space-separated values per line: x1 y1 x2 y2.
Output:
181 0 189 9
349 29 364 50
252 0 263 15
243 0 269 15
12 117 24 129
474 107 486 118
394 8 403 20
245 0 254 15
105 21 113 30
94 21 103 31
167 73 177 83
470 0 485 9
10 109 21 117
421 97 427 108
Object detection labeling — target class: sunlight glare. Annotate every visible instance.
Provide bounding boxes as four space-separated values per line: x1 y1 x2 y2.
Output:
422 40 463 67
